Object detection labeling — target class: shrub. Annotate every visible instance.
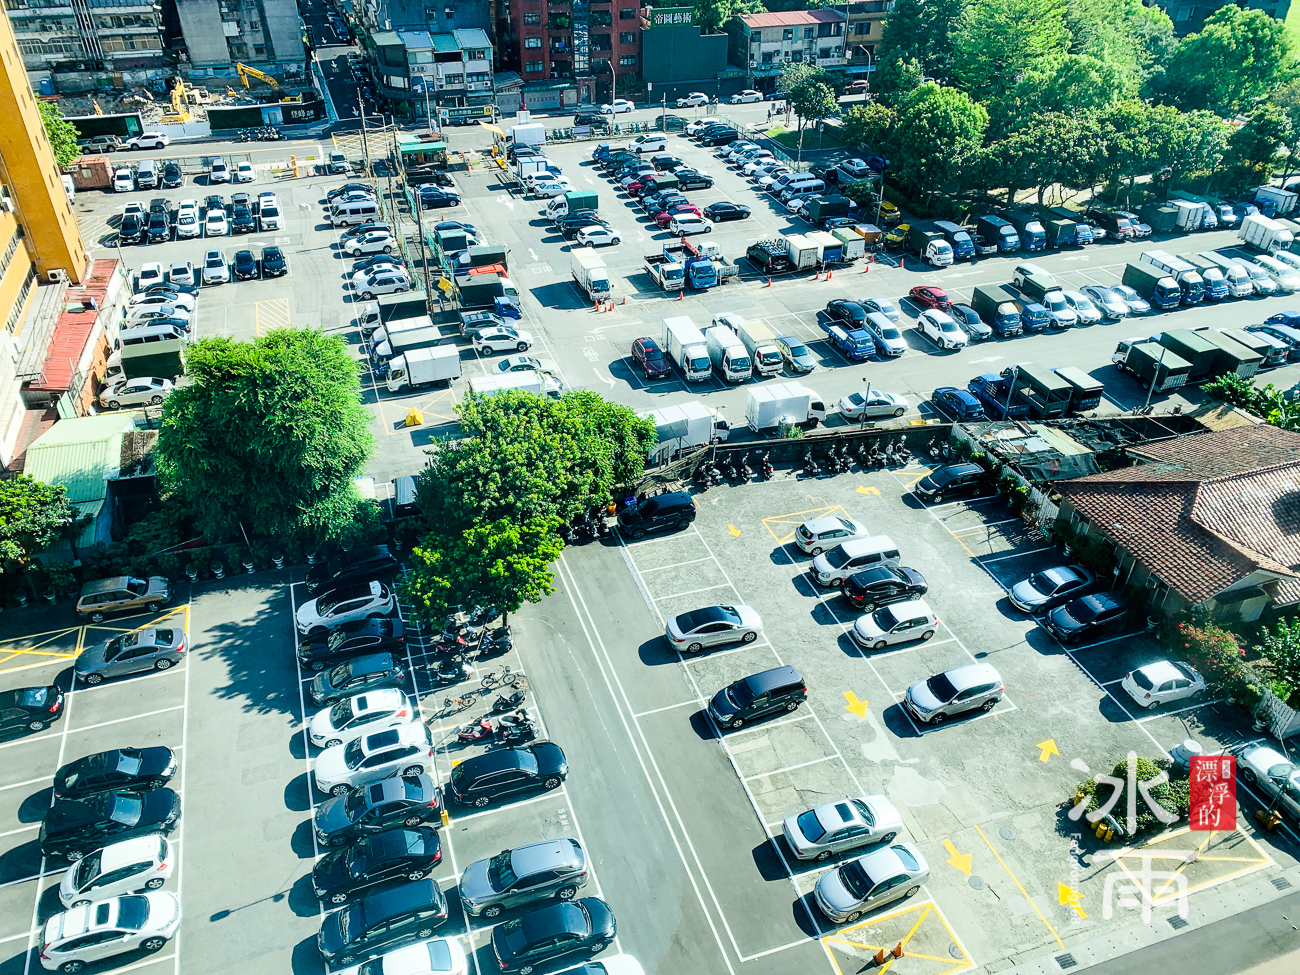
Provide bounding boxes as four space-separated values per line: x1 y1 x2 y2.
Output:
1074 756 1189 837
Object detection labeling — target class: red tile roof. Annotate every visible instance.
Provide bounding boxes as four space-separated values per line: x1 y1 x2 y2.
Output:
29 258 116 393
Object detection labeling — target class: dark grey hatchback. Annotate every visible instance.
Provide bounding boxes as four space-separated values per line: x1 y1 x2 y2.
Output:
317 878 449 966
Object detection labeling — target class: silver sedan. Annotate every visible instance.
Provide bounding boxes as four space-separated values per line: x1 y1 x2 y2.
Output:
1239 745 1300 822
782 796 905 861
1081 285 1131 321
75 627 187 685
665 605 762 653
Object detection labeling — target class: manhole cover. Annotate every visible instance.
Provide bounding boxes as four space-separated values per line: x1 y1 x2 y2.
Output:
969 875 985 890
1000 826 1017 841
949 943 964 960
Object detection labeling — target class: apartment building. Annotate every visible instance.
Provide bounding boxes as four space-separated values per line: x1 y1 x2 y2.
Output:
373 28 494 124
844 0 892 77
726 9 845 81
173 0 304 78
4 0 167 77
499 0 642 107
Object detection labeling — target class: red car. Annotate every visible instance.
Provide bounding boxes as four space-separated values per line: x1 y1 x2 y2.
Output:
631 336 672 378
909 286 953 311
655 204 701 228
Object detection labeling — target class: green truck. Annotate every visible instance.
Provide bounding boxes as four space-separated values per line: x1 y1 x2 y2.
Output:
1002 363 1073 419
1111 340 1191 392
118 340 185 381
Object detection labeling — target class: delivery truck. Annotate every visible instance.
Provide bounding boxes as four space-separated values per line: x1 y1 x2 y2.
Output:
745 381 828 432
1217 327 1287 367
1139 250 1205 304
571 250 612 302
1239 213 1294 253
1052 367 1104 413
905 225 954 267
502 121 546 155
833 227 867 261
970 285 1024 337
1153 329 1219 383
805 195 851 227
1112 339 1191 392
1194 328 1263 379
645 245 687 291
1002 363 1073 420
547 190 599 221
1121 263 1181 310
704 324 752 382
1138 203 1179 235
643 401 728 462
1195 252 1255 297
806 230 844 264
467 372 550 398
975 214 1020 254
932 220 975 261
785 234 820 271
106 340 185 383
371 315 443 361
1182 254 1235 300
1255 185 1298 216
966 373 1031 420
663 316 711 382
1042 216 1078 249
1012 263 1061 301
997 208 1047 251
385 346 462 392
726 316 784 377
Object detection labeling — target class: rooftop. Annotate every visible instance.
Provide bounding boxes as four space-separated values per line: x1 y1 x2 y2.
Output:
740 10 845 28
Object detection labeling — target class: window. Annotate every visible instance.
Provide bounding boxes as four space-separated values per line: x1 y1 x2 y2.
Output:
783 28 793 40
253 44 264 55
804 27 814 39
6 266 36 334
619 31 633 43
247 20 260 30
525 60 543 72
467 72 490 83
855 23 870 35
761 50 775 63
442 73 463 85
620 7 637 18
619 54 635 66
1174 5 1191 19
524 36 541 47
591 33 611 51
523 11 541 23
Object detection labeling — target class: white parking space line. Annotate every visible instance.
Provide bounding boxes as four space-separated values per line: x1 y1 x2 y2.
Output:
0 823 39 839
652 583 732 602
66 704 186 735
742 754 840 781
0 775 53 793
633 700 699 717
639 557 714 573
0 930 37 946
978 547 1053 564
681 642 770 662
718 710 814 738
1136 698 1225 723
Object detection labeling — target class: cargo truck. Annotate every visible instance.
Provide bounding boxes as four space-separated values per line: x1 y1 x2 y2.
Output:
663 316 711 382
786 234 820 270
1121 263 1181 310
746 239 794 275
1139 250 1205 304
643 401 728 461
1218 327 1287 368
1168 198 1214 231
1168 192 1218 230
683 239 739 283
1042 217 1078 249
468 245 509 271
546 190 599 221
997 208 1046 251
1183 254 1236 299
967 373 1031 420
1202 196 1239 227
905 226 954 267
1255 185 1298 216
745 382 827 432
1011 263 1061 302
571 250 612 301
1014 299 1053 333
1194 328 1263 379
833 228 866 261
385 346 462 392
1112 339 1191 391
970 285 1024 337
1138 203 1179 235
806 230 844 264
1153 329 1219 383
1195 252 1254 297
1048 207 1096 244
822 322 874 360
727 316 784 377
645 247 686 291
1002 363 1073 420
106 340 185 383
501 121 546 155
932 220 975 261
806 195 851 227
1052 367 1104 413
467 373 553 398
705 324 752 382
975 214 1020 254
371 315 443 361
1239 213 1294 253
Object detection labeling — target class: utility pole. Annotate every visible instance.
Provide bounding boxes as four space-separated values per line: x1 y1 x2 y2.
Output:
358 87 371 177
1142 346 1167 412
413 191 435 312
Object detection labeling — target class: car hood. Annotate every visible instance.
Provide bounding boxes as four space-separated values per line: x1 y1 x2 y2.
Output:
816 869 859 913
906 680 943 713
458 856 494 905
141 788 180 825
1009 580 1048 608
854 615 886 640
318 909 349 955
314 794 354 835
583 897 617 938
312 849 350 891
313 745 351 784
74 643 110 674
308 707 340 743
865 796 905 833
1047 604 1085 632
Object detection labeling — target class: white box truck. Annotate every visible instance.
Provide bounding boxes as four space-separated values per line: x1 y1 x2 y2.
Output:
1256 185 1298 216
745 382 827 432
467 372 562 398
1240 213 1295 253
643 401 728 461
704 324 752 383
371 316 444 360
722 315 783 377
785 234 818 271
503 122 546 154
663 316 711 382
571 250 612 302
386 346 462 392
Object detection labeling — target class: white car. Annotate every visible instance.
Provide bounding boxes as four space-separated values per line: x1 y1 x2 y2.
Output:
39 892 182 972
125 303 191 324
473 326 533 355
665 604 762 653
742 156 776 175
295 580 396 636
1062 290 1102 325
313 721 435 796
686 118 726 136
175 206 200 239
353 270 411 300
332 938 469 975
209 156 229 183
721 142 758 161
235 161 255 183
204 210 228 236
112 168 134 193
343 232 396 256
676 92 709 107
795 516 871 556
308 688 415 749
130 291 197 313
1043 291 1079 327
851 599 939 650
168 261 196 287
782 795 905 861
669 214 713 236
135 263 165 291
917 310 968 350
756 168 793 188
731 90 763 104
600 99 635 114
59 835 175 908
99 377 173 410
1120 660 1206 710
839 389 909 420
202 249 229 284
126 131 169 150
577 226 621 247
1239 745 1300 823
814 844 929 923
531 179 571 198
257 193 282 230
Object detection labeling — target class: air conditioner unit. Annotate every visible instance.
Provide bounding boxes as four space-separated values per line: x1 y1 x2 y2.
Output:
46 269 66 282
0 197 13 213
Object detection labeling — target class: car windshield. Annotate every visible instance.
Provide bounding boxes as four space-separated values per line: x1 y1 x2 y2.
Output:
108 793 144 825
342 738 366 769
342 788 368 815
74 848 104 886
925 672 959 703
839 861 875 899
1028 569 1070 594
1131 670 1155 690
796 809 826 843
824 546 854 569
894 846 920 871
487 849 518 890
329 697 356 726
787 343 810 357
326 628 351 651
346 848 374 878
872 606 901 630
114 751 142 776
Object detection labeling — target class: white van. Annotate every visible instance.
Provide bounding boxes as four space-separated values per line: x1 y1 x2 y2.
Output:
781 180 826 205
331 199 381 226
135 159 158 189
628 134 668 154
1251 254 1300 293
61 175 75 203
113 323 187 350
778 175 824 198
808 536 902 588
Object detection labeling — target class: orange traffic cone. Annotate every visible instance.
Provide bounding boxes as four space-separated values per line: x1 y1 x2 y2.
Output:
593 300 600 311
677 291 684 300
621 296 626 305
767 277 772 287
873 949 888 965
864 263 870 273
892 944 904 958
827 270 833 281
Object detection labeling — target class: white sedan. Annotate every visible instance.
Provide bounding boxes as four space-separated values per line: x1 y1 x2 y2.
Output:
235 161 255 183
99 377 173 410
332 939 469 975
202 249 229 284
313 721 434 796
308 688 414 749
125 131 169 150
130 291 197 314
1062 290 1103 325
795 516 871 555
742 156 776 175
676 92 709 108
204 211 228 236
839 389 909 420
175 207 200 238
669 214 713 236
600 99 635 114
917 310 968 350
731 90 763 104
531 179 571 199
295 580 395 637
40 892 181 973
577 226 621 247
343 232 396 256
1120 660 1206 710
1239 745 1300 822
169 261 196 286
473 326 534 355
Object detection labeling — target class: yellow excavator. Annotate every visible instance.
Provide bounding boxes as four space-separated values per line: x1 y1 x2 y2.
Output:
160 81 191 124
237 63 281 91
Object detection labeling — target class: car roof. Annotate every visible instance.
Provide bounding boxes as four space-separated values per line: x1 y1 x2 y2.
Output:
81 576 136 595
366 773 434 806
460 745 539 777
805 515 858 534
740 665 801 694
1135 660 1185 683
96 835 164 871
359 878 441 923
512 838 583 876
943 662 1001 690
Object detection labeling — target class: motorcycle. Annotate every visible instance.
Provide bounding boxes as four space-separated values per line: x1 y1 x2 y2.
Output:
928 438 941 461
491 689 528 713
857 443 869 470
802 450 820 477
727 456 740 482
740 453 754 482
496 709 536 743
708 461 724 486
760 452 774 479
694 464 711 491
895 439 913 463
457 716 494 744
468 604 500 627
478 625 512 657
435 655 474 685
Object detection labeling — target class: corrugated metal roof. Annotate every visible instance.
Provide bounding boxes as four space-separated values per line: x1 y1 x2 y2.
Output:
741 10 845 28
28 258 116 393
431 33 459 53
371 31 402 46
397 30 431 49
453 28 491 50
26 413 135 505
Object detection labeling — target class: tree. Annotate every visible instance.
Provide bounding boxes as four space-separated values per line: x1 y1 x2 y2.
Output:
1064 0 1175 85
0 476 77 596
874 0 967 84
1257 618 1300 694
155 329 375 541
786 78 837 139
870 56 923 106
691 0 761 34
952 0 1070 104
38 102 80 169
1225 102 1293 184
1203 373 1300 431
892 83 988 203
1151 6 1296 117
841 102 896 153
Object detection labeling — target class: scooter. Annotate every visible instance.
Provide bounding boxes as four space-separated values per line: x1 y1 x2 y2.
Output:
497 709 536 743
694 464 711 491
478 625 512 657
857 443 869 470
468 604 500 627
740 453 754 482
708 461 724 486
895 439 913 463
435 655 474 685
727 456 740 482
457 716 494 744
760 452 774 479
803 450 821 477
491 689 527 713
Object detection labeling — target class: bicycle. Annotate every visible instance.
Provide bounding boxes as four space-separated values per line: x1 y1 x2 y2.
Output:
480 667 527 691
437 693 477 717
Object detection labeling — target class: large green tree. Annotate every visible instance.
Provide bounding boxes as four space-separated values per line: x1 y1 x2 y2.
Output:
951 0 1070 104
892 83 988 202
1064 0 1174 84
155 329 375 541
0 476 79 596
38 102 80 169
690 0 761 33
874 0 967 85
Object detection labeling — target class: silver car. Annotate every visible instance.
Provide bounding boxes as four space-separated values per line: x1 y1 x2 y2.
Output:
860 297 900 322
1007 565 1094 614
1111 284 1152 314
903 662 1004 725
864 312 907 357
313 722 434 796
782 796 905 861
851 599 938 650
1081 285 1130 321
773 335 816 373
814 843 929 923
665 605 762 653
1239 745 1300 822
459 839 588 918
295 581 396 636
1062 290 1102 325
75 628 187 685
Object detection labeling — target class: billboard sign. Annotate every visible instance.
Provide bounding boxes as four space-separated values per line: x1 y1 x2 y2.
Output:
647 6 694 28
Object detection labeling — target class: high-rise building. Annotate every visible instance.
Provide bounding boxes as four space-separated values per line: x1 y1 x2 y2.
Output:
3 0 168 78
173 0 305 79
0 10 89 463
498 0 642 108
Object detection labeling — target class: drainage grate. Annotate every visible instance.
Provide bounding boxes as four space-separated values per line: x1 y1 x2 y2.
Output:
1168 915 1188 930
1272 876 1293 891
1056 954 1078 969
1000 826 1018 841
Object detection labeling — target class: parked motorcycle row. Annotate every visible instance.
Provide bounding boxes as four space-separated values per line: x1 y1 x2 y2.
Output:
693 439 922 489
238 128 282 142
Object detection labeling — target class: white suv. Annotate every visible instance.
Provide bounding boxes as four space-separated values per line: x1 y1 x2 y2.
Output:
40 892 181 972
59 836 175 908
313 722 435 796
175 202 200 239
917 310 968 350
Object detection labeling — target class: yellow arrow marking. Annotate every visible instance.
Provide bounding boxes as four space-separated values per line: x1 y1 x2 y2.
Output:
1037 739 1060 762
1057 883 1086 918
856 485 881 496
843 691 868 718
727 524 741 537
942 839 972 875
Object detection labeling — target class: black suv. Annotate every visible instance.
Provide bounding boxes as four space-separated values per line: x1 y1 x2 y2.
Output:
843 566 929 611
298 615 405 671
317 879 449 966
1043 592 1131 644
161 162 183 188
616 492 696 539
118 213 145 245
0 685 64 735
574 111 609 129
311 826 442 904
146 212 170 243
826 299 869 329
314 774 441 847
448 743 569 808
492 899 617 973
674 169 714 190
41 788 181 861
707 666 806 730
306 546 401 594
913 463 985 503
233 249 259 280
230 205 256 234
261 245 288 277
560 213 608 239
700 127 739 147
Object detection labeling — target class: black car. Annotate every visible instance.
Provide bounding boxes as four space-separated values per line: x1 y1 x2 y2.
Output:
825 298 869 329
703 202 751 222
650 154 683 172
317 879 449 966
448 743 569 808
306 546 401 594
298 616 405 671
420 188 460 210
433 220 477 237
118 214 145 245
328 182 374 203
931 387 987 422
203 194 225 214
616 491 695 538
145 214 171 242
53 747 177 801
573 112 609 129
40 788 181 861
315 774 441 847
0 685 64 735
143 316 191 333
144 281 199 299
261 246 288 277
233 249 259 280
559 214 608 239
1043 592 1131 644
309 653 405 707
492 898 617 973
312 827 443 904
674 169 714 190
161 162 183 188
148 198 169 215
631 336 671 379
230 206 256 234
699 127 739 147
913 463 986 503
843 566 929 611
642 191 686 214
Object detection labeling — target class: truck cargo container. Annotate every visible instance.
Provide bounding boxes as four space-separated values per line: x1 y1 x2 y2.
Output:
502 122 546 154
832 228 866 261
1240 213 1295 253
643 401 727 460
785 234 820 270
1195 328 1263 379
967 373 1031 420
1168 198 1214 231
467 372 552 398
546 189 598 221
1121 263 1181 310
905 226 953 267
1042 217 1078 249
1218 326 1287 367
385 346 462 392
1047 207 1096 244
851 224 883 249
806 195 851 227
1138 203 1179 235
468 245 508 270
975 214 1020 254
1012 263 1061 302
571 250 612 301
997 208 1046 251
1169 192 1219 229
806 230 844 264
970 285 1024 337
1154 329 1219 382
1195 252 1255 297
705 324 752 382
1255 185 1298 216
1112 339 1191 391
663 316 711 381
1139 249 1205 304
728 316 784 377
1003 363 1073 419
1052 367 1104 413
933 220 975 261
371 316 442 360
745 382 827 432
109 340 185 383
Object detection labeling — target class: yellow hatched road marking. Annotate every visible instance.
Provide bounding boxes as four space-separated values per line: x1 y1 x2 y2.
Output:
254 298 290 335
